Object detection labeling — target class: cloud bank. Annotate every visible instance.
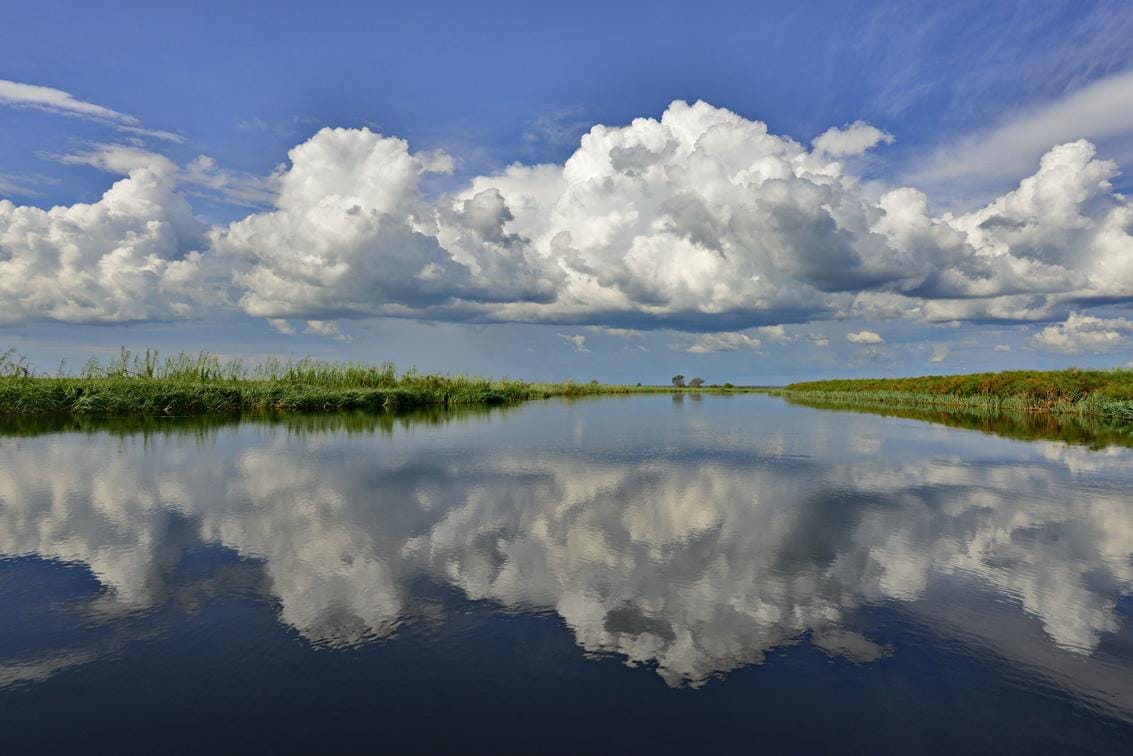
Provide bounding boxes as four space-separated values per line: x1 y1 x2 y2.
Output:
2 100 1132 345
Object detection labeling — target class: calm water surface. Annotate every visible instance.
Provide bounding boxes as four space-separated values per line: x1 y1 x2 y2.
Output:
1 394 1132 753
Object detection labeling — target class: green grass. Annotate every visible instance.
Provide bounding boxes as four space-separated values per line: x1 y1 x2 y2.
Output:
0 348 755 416
782 369 1133 421
783 395 1133 449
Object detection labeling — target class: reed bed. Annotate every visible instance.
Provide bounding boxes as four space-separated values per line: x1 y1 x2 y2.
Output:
783 394 1133 449
783 369 1133 421
0 348 743 416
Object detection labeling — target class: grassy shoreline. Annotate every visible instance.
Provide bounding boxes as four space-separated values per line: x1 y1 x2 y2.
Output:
0 377 752 415
782 395 1133 448
7 351 1132 422
0 349 758 416
782 370 1133 421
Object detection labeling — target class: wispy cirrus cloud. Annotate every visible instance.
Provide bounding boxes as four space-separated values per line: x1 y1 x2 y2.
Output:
0 79 183 142
0 172 56 198
909 67 1133 190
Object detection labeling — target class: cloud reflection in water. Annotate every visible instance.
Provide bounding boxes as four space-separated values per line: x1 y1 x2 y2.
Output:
0 398 1130 696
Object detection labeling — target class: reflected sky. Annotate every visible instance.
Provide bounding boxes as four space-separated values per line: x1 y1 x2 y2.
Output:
1 395 1132 745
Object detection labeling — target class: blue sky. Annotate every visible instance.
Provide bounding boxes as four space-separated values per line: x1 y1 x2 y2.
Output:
3 0 1133 383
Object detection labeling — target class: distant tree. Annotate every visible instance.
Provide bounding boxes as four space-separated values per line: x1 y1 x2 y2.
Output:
671 374 685 388
688 377 705 388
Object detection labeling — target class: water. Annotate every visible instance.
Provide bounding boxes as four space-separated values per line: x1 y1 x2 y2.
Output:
1 394 1132 753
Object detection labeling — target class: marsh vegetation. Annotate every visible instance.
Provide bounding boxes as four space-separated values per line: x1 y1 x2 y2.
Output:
0 348 749 415
784 369 1133 421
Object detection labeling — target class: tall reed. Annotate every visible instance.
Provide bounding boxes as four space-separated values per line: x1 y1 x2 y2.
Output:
0 348 748 416
784 369 1133 421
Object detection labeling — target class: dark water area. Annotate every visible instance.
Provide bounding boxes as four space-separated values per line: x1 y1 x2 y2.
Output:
1 395 1132 754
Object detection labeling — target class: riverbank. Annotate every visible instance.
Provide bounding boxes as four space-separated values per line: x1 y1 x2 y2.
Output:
781 369 1133 421
0 350 756 415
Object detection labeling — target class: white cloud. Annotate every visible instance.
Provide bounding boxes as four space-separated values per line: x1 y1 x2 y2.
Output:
0 79 182 142
214 127 556 321
305 320 349 340
0 167 216 323
0 79 136 123
0 173 49 198
993 344 1011 352
754 324 791 343
873 139 1133 322
182 155 280 207
267 318 294 335
929 344 950 363
847 330 885 344
50 144 278 207
558 333 589 352
3 100 1133 336
913 68 1133 187
52 143 179 176
812 121 894 157
1033 312 1133 353
686 332 762 353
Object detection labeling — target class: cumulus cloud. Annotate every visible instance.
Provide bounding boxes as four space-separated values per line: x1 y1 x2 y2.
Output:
847 330 885 344
1033 312 1133 353
0 79 183 142
451 101 920 329
929 344 950 363
50 143 278 207
0 167 217 323
686 332 762 353
304 320 348 340
214 127 556 321
812 121 895 157
267 318 294 335
4 100 1133 336
209 103 1133 332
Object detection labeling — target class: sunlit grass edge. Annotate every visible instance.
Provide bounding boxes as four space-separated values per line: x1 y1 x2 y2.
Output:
0 348 762 416
782 369 1133 421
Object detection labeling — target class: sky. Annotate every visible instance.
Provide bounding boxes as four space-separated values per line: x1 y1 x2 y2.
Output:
3 0 1133 384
